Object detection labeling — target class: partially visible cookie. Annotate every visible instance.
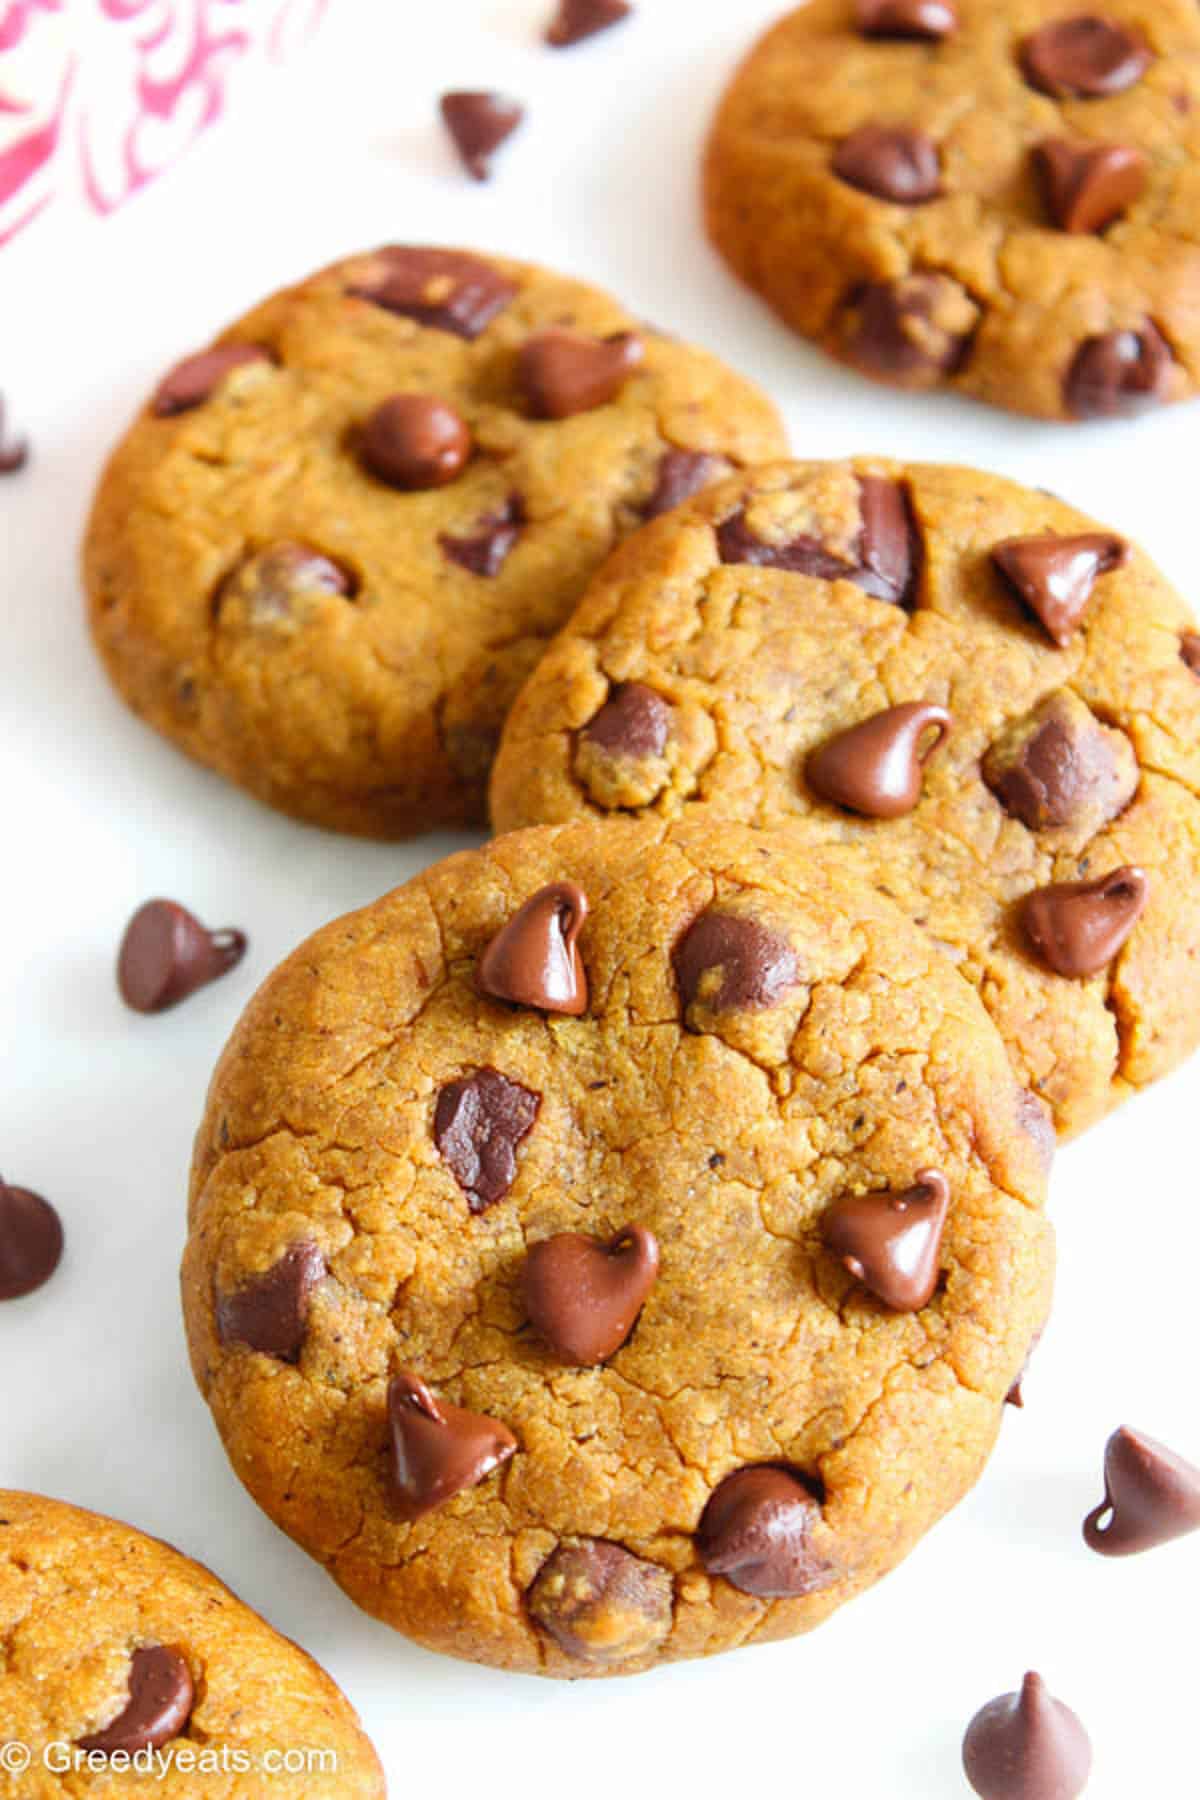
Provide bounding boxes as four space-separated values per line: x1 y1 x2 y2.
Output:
82 247 785 838
0 1491 384 1796
490 459 1200 1137
704 1 1200 420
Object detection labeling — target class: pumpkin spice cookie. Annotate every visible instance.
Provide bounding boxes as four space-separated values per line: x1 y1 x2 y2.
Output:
82 247 785 838
182 816 1053 1678
490 460 1200 1138
0 1491 384 1796
704 1 1200 421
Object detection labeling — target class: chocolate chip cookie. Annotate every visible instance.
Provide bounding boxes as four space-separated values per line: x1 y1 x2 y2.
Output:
182 815 1053 1677
490 460 1200 1138
83 247 786 838
704 2 1200 420
0 1491 383 1795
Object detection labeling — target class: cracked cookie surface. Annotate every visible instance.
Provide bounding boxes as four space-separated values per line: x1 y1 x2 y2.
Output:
82 247 785 838
704 1 1200 420
182 816 1052 1677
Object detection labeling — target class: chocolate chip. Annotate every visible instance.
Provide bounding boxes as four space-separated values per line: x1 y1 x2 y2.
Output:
963 1673 1092 1800
152 344 270 417
359 394 472 490
992 532 1128 646
839 273 978 389
716 510 854 582
216 1242 327 1364
439 497 524 576
348 247 516 339
696 1466 832 1599
716 478 918 607
439 91 524 181
477 882 590 1015
855 0 958 38
0 1177 64 1301
434 1068 540 1212
528 1540 672 1663
823 1170 950 1311
674 911 799 1017
0 396 29 474
984 690 1137 833
582 683 671 759
78 1646 195 1755
1021 16 1151 98
806 701 950 819
117 900 247 1014
522 1226 659 1364
518 328 644 419
642 449 730 520
546 0 632 48
1035 138 1147 235
832 126 941 203
1020 865 1148 978
1065 324 1173 420
1015 1090 1056 1172
218 542 355 626
1083 1425 1200 1555
388 1370 517 1518
1181 632 1200 676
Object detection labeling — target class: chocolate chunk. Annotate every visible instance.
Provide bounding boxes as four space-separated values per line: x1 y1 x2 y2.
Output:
823 1170 950 1311
1181 632 1200 676
1021 16 1151 98
642 449 729 520
216 1242 327 1364
0 1177 64 1301
518 328 644 419
152 344 270 416
716 510 855 582
855 0 958 38
1083 1425 1200 1555
348 246 516 339
546 0 632 48
582 683 671 759
832 126 941 203
1035 138 1147 234
359 394 472 490
117 900 247 1014
963 1672 1092 1800
477 881 590 1015
696 1466 831 1599
1021 865 1147 978
674 911 799 1017
992 532 1128 646
522 1226 659 1364
716 478 917 606
439 91 524 180
806 701 950 819
434 1068 540 1212
1065 324 1172 420
0 396 29 474
840 273 978 389
984 689 1137 833
528 1540 672 1663
78 1646 195 1755
218 542 355 626
439 497 524 576
388 1370 517 1518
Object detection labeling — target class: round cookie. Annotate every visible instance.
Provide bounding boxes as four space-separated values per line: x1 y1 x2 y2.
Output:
82 247 785 838
704 1 1200 421
490 459 1200 1137
182 816 1053 1678
0 1491 383 1796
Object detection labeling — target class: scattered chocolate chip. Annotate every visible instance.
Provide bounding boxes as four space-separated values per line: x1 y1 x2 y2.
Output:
518 328 644 420
642 448 729 520
1083 1425 1200 1555
152 344 270 417
477 882 590 1015
348 246 517 339
823 1170 950 1311
439 496 524 576
359 394 471 491
528 1540 672 1663
992 532 1128 647
674 911 799 1017
522 1226 659 1364
1181 632 1200 676
0 1177 63 1301
388 1370 517 1518
1020 865 1148 978
218 542 354 626
215 1242 327 1364
78 1646 195 1755
806 701 950 819
963 1672 1092 1800
1021 15 1151 98
439 91 524 181
840 273 979 389
697 1466 831 1598
716 478 917 606
1035 138 1147 235
582 683 671 759
117 900 247 1014
0 396 29 473
984 689 1137 833
855 0 958 37
832 125 941 203
546 0 631 48
434 1068 540 1212
1065 324 1173 420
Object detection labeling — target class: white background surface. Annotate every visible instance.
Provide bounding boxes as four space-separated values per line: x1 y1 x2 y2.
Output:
2 3 1198 1795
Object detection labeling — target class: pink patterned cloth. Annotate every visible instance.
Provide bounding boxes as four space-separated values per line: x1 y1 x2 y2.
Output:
0 0 327 246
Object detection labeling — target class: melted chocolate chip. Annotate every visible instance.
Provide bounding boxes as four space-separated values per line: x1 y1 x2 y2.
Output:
806 701 950 819
546 0 632 47
1065 324 1173 420
78 1646 195 1755
582 683 671 759
717 478 917 606
117 900 247 1014
1083 1425 1200 1555
477 882 590 1015
674 911 799 1016
0 1177 64 1301
963 1672 1092 1800
0 396 29 473
992 532 1128 646
388 1370 517 1518
832 126 941 203
840 273 978 389
216 1242 327 1363
823 1170 950 1311
716 510 854 582
1181 632 1200 676
528 1540 672 1663
1035 138 1147 235
697 1466 832 1598
359 394 472 490
347 246 516 339
440 91 524 180
983 690 1137 832
218 542 355 626
855 0 958 37
642 449 729 520
522 1226 659 1364
434 1068 540 1212
1020 865 1148 978
439 497 524 576
1021 15 1151 99
152 344 270 417
518 329 644 419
